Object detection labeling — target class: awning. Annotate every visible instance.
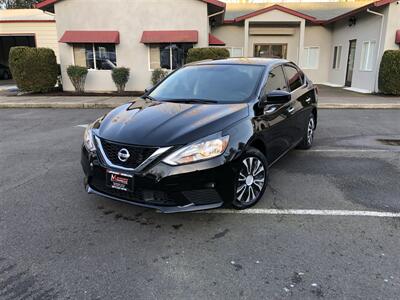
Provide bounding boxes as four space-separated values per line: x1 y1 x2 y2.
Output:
396 30 400 44
140 30 198 44
208 33 225 46
59 31 120 44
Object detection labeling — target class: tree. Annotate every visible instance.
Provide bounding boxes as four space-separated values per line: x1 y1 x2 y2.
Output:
0 0 39 9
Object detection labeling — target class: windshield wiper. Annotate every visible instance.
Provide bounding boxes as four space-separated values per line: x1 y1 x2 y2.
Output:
163 99 218 104
142 95 157 101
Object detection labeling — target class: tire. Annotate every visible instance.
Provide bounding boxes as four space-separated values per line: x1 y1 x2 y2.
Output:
297 113 315 150
3 71 10 80
231 147 269 209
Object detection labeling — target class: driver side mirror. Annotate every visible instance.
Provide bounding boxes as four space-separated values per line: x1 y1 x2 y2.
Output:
260 90 291 106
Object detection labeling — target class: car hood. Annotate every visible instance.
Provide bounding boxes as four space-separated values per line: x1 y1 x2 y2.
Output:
96 98 249 146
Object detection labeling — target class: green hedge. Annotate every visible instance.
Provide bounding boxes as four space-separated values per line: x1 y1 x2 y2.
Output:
66 65 88 93
112 67 130 93
151 68 169 85
186 47 230 63
378 50 400 95
9 46 58 93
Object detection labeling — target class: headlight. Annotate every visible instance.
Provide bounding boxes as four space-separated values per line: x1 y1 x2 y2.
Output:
83 125 96 152
162 134 229 166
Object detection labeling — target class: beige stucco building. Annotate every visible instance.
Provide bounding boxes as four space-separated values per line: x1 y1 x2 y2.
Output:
0 9 58 66
37 0 400 93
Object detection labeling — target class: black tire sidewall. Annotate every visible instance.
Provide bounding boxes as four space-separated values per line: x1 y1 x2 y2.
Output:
298 113 315 150
231 147 269 209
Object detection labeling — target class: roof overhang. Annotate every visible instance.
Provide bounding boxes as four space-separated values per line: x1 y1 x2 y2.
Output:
227 4 321 24
59 31 120 44
140 30 198 44
224 0 398 25
36 0 226 14
208 34 225 46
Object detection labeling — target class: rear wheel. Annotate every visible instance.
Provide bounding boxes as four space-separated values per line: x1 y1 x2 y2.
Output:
231 148 268 209
297 113 315 150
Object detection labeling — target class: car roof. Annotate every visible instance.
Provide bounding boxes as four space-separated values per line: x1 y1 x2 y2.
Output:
191 58 289 67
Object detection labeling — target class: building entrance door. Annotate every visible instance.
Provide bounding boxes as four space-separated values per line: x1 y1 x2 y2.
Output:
254 44 287 59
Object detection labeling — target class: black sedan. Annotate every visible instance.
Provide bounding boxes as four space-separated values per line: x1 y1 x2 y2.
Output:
81 58 318 213
0 64 12 80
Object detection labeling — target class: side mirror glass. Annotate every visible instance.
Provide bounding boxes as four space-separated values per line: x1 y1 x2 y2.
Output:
265 90 291 105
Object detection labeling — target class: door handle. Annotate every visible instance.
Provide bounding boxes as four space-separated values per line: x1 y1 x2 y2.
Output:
287 106 295 113
264 106 277 114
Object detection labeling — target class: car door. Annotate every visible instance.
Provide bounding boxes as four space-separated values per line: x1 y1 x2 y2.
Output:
253 65 292 164
282 64 309 145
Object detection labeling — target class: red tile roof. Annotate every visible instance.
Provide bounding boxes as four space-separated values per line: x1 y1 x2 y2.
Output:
208 34 225 46
59 31 120 44
140 30 198 44
36 0 225 10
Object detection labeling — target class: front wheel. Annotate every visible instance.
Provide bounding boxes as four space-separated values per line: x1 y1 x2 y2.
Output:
231 148 268 209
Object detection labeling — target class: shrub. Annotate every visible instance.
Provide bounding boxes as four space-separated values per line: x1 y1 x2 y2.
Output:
186 47 230 63
151 68 168 85
111 67 130 93
378 50 400 95
9 46 58 93
67 65 88 93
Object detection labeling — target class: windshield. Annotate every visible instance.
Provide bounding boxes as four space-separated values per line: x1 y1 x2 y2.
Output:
149 64 265 103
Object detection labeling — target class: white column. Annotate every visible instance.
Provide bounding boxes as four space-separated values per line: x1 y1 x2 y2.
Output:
244 20 249 57
298 20 305 66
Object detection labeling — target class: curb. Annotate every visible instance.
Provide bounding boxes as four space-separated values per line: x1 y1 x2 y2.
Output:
0 103 400 109
319 103 400 109
0 103 120 109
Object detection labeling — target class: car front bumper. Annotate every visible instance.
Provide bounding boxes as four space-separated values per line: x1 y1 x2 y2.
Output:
81 146 234 213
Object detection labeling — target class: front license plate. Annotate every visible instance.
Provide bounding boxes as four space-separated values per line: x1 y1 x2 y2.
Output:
106 170 133 192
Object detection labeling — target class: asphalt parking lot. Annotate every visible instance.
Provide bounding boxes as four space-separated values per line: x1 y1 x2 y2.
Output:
0 108 399 299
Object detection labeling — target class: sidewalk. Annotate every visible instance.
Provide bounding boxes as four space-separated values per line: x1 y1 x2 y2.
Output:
0 85 399 109
317 85 400 109
0 94 130 108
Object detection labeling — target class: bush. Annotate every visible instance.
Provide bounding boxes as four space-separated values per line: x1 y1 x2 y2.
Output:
67 65 88 93
112 67 130 93
151 68 168 85
186 47 230 63
9 46 58 93
379 50 400 95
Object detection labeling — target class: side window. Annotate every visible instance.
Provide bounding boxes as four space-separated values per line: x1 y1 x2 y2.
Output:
263 66 288 95
284 65 303 91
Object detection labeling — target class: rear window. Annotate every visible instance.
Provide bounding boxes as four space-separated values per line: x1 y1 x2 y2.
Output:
284 65 303 91
149 64 265 103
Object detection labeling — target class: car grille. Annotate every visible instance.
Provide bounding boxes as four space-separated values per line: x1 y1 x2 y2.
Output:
99 138 158 169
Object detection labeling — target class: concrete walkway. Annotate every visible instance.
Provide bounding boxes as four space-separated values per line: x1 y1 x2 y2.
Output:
0 85 399 109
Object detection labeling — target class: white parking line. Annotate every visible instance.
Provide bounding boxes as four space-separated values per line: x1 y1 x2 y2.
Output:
201 208 400 218
75 124 88 128
299 149 400 153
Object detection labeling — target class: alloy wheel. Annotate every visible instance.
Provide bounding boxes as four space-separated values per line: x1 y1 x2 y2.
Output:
236 157 266 205
307 117 315 145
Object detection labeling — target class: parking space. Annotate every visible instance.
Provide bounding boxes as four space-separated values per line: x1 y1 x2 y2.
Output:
0 109 399 299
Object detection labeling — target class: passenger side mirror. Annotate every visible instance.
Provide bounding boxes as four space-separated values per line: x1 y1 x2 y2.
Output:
262 90 291 105
144 85 154 94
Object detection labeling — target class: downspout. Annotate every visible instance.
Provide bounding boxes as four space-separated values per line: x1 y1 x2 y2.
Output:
208 10 225 19
366 8 384 93
207 9 225 45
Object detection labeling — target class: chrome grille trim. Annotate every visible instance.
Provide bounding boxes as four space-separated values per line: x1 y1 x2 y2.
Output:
94 136 171 172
